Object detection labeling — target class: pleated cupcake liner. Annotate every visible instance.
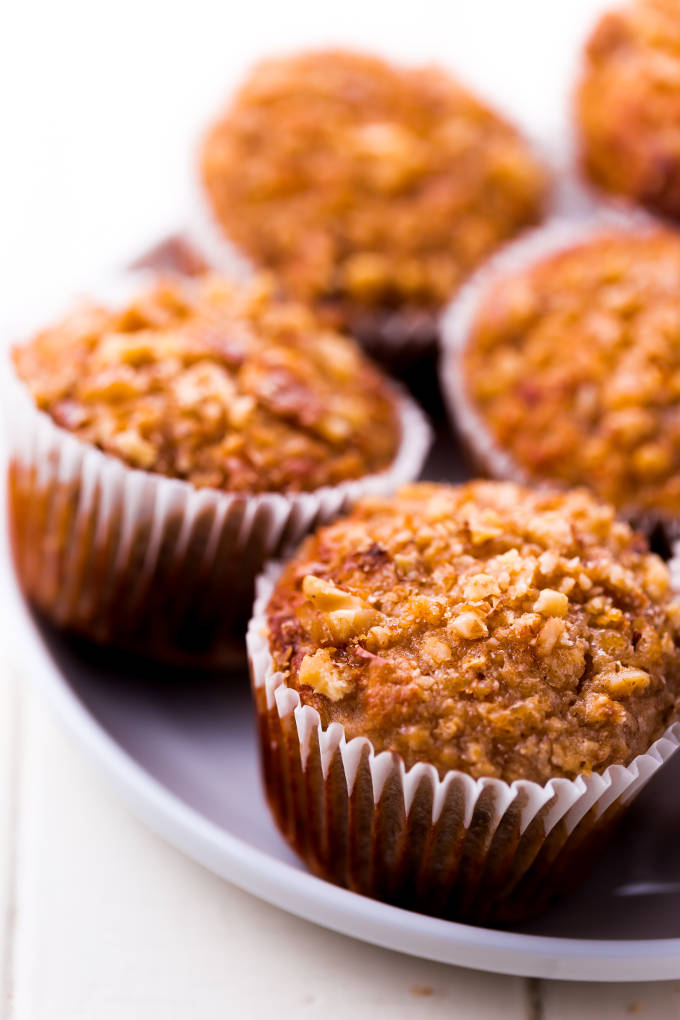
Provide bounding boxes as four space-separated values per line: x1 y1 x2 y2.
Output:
2 295 432 668
437 207 680 547
247 562 680 924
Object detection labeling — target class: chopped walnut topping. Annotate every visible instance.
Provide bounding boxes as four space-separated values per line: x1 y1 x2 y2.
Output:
298 649 353 702
534 589 569 618
463 573 501 600
108 429 156 469
420 634 453 667
201 49 547 324
449 612 489 640
302 575 364 611
13 274 400 493
599 667 652 697
302 574 380 641
535 617 566 657
267 481 680 783
465 230 680 518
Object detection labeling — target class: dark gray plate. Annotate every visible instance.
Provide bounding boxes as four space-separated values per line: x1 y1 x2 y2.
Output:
6 421 680 981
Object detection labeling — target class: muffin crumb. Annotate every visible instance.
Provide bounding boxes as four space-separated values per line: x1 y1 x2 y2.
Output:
201 49 547 322
577 0 680 217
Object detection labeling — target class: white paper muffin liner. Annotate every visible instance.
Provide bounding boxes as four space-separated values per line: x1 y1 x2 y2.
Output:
438 208 677 536
247 561 680 923
2 287 432 668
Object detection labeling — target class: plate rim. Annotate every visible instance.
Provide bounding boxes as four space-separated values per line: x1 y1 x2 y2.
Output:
6 542 680 983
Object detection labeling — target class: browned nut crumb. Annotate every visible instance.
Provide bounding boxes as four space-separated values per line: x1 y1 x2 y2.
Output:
201 49 547 326
464 229 680 520
576 0 680 217
13 273 400 494
267 481 680 783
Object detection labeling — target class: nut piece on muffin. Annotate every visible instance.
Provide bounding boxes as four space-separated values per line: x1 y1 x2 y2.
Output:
458 228 680 532
13 273 401 493
576 0 680 218
265 481 680 784
9 272 430 667
200 49 548 353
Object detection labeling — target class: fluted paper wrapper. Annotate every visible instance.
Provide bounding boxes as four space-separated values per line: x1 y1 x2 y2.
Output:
438 209 680 546
3 332 431 669
247 563 680 924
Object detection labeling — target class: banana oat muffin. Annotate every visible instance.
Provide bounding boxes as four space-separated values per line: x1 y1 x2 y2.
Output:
265 481 680 784
13 273 400 493
576 0 680 218
9 273 430 666
456 227 680 530
200 50 547 354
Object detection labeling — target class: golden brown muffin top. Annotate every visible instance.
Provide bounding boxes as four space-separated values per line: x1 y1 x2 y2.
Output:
464 229 680 521
576 0 680 216
13 274 400 493
266 481 680 783
201 50 547 321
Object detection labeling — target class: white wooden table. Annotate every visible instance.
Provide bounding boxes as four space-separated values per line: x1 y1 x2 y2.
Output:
3 0 680 1013
1 666 678 1018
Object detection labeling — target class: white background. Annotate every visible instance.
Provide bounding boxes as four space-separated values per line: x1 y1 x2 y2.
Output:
6 0 680 1016
3 0 604 319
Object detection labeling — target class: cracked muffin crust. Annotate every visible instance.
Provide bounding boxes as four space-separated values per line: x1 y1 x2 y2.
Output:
13 273 400 493
266 481 680 784
576 0 680 217
462 229 680 523
200 50 547 335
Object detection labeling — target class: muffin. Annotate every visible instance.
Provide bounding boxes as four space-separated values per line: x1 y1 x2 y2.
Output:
576 0 680 218
199 49 548 363
442 218 680 546
248 481 680 923
6 272 431 667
